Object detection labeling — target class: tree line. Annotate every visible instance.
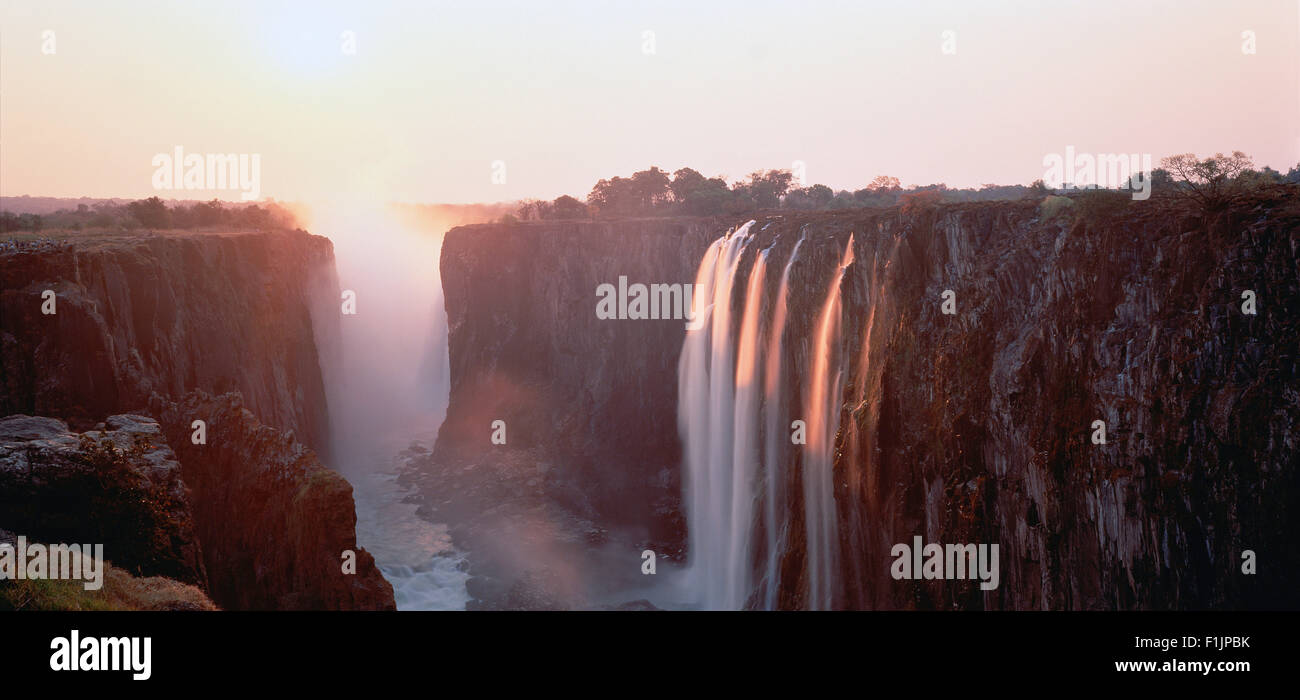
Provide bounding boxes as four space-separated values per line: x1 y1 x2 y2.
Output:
0 197 300 233
502 154 1300 222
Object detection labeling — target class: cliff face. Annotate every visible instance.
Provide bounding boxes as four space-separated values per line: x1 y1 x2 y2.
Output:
748 193 1298 610
1 228 393 610
0 230 335 456
435 190 1299 610
436 218 720 538
149 391 394 611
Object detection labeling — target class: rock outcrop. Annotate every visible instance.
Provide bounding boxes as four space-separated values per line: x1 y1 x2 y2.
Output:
0 414 206 586
149 391 394 611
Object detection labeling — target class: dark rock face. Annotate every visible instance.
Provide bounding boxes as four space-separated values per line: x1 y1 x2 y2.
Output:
149 391 395 611
1 229 393 610
436 190 1299 610
437 218 720 541
0 231 336 457
821 193 1299 611
0 413 206 586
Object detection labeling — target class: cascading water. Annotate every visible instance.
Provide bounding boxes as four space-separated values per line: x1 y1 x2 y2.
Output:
802 234 854 610
727 243 767 607
679 221 754 609
759 236 802 610
679 224 855 610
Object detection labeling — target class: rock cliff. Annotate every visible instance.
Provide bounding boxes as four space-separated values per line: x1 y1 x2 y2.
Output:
1 228 393 610
0 230 335 456
436 218 720 539
149 391 394 610
433 188 1298 609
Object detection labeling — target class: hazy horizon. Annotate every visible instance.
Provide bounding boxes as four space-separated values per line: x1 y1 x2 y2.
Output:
3 0 1298 206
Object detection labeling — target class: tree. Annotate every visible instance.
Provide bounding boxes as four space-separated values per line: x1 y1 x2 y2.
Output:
899 189 943 215
549 195 588 219
747 170 794 209
126 196 171 228
867 175 901 192
516 199 552 221
784 184 834 210
194 199 225 227
630 167 672 212
586 177 634 217
670 168 707 204
1159 151 1255 211
681 177 732 215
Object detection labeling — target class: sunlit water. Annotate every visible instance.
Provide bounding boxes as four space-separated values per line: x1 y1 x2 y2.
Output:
352 458 471 611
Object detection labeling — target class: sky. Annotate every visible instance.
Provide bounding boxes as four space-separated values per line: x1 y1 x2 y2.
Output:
1 0 1298 204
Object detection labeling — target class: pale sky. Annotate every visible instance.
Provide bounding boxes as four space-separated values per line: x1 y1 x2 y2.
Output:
2 0 1297 204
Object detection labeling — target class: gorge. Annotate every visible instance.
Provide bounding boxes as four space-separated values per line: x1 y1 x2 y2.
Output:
1 187 1296 611
432 188 1298 610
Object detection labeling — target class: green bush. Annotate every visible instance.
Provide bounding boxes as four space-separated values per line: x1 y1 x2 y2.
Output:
1038 195 1074 221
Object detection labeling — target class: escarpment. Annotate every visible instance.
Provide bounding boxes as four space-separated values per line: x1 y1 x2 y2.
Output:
0 230 335 456
436 218 722 539
434 189 1299 610
0 229 393 610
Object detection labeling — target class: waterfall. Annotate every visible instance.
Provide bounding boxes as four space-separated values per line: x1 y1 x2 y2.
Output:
680 223 855 610
679 221 755 609
728 245 767 607
759 236 802 609
802 234 854 610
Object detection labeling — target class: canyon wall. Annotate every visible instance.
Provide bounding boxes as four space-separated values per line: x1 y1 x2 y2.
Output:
435 190 1299 609
150 391 394 610
0 230 334 456
0 229 393 610
436 218 720 544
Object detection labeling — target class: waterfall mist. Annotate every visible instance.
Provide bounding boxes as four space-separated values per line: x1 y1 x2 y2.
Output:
307 203 450 468
306 201 468 611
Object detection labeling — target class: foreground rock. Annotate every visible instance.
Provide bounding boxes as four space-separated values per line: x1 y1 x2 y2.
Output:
0 414 206 586
150 391 395 611
0 528 216 611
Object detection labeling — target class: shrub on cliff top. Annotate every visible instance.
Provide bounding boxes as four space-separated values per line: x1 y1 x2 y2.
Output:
899 189 944 215
1038 195 1074 221
1073 189 1131 224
